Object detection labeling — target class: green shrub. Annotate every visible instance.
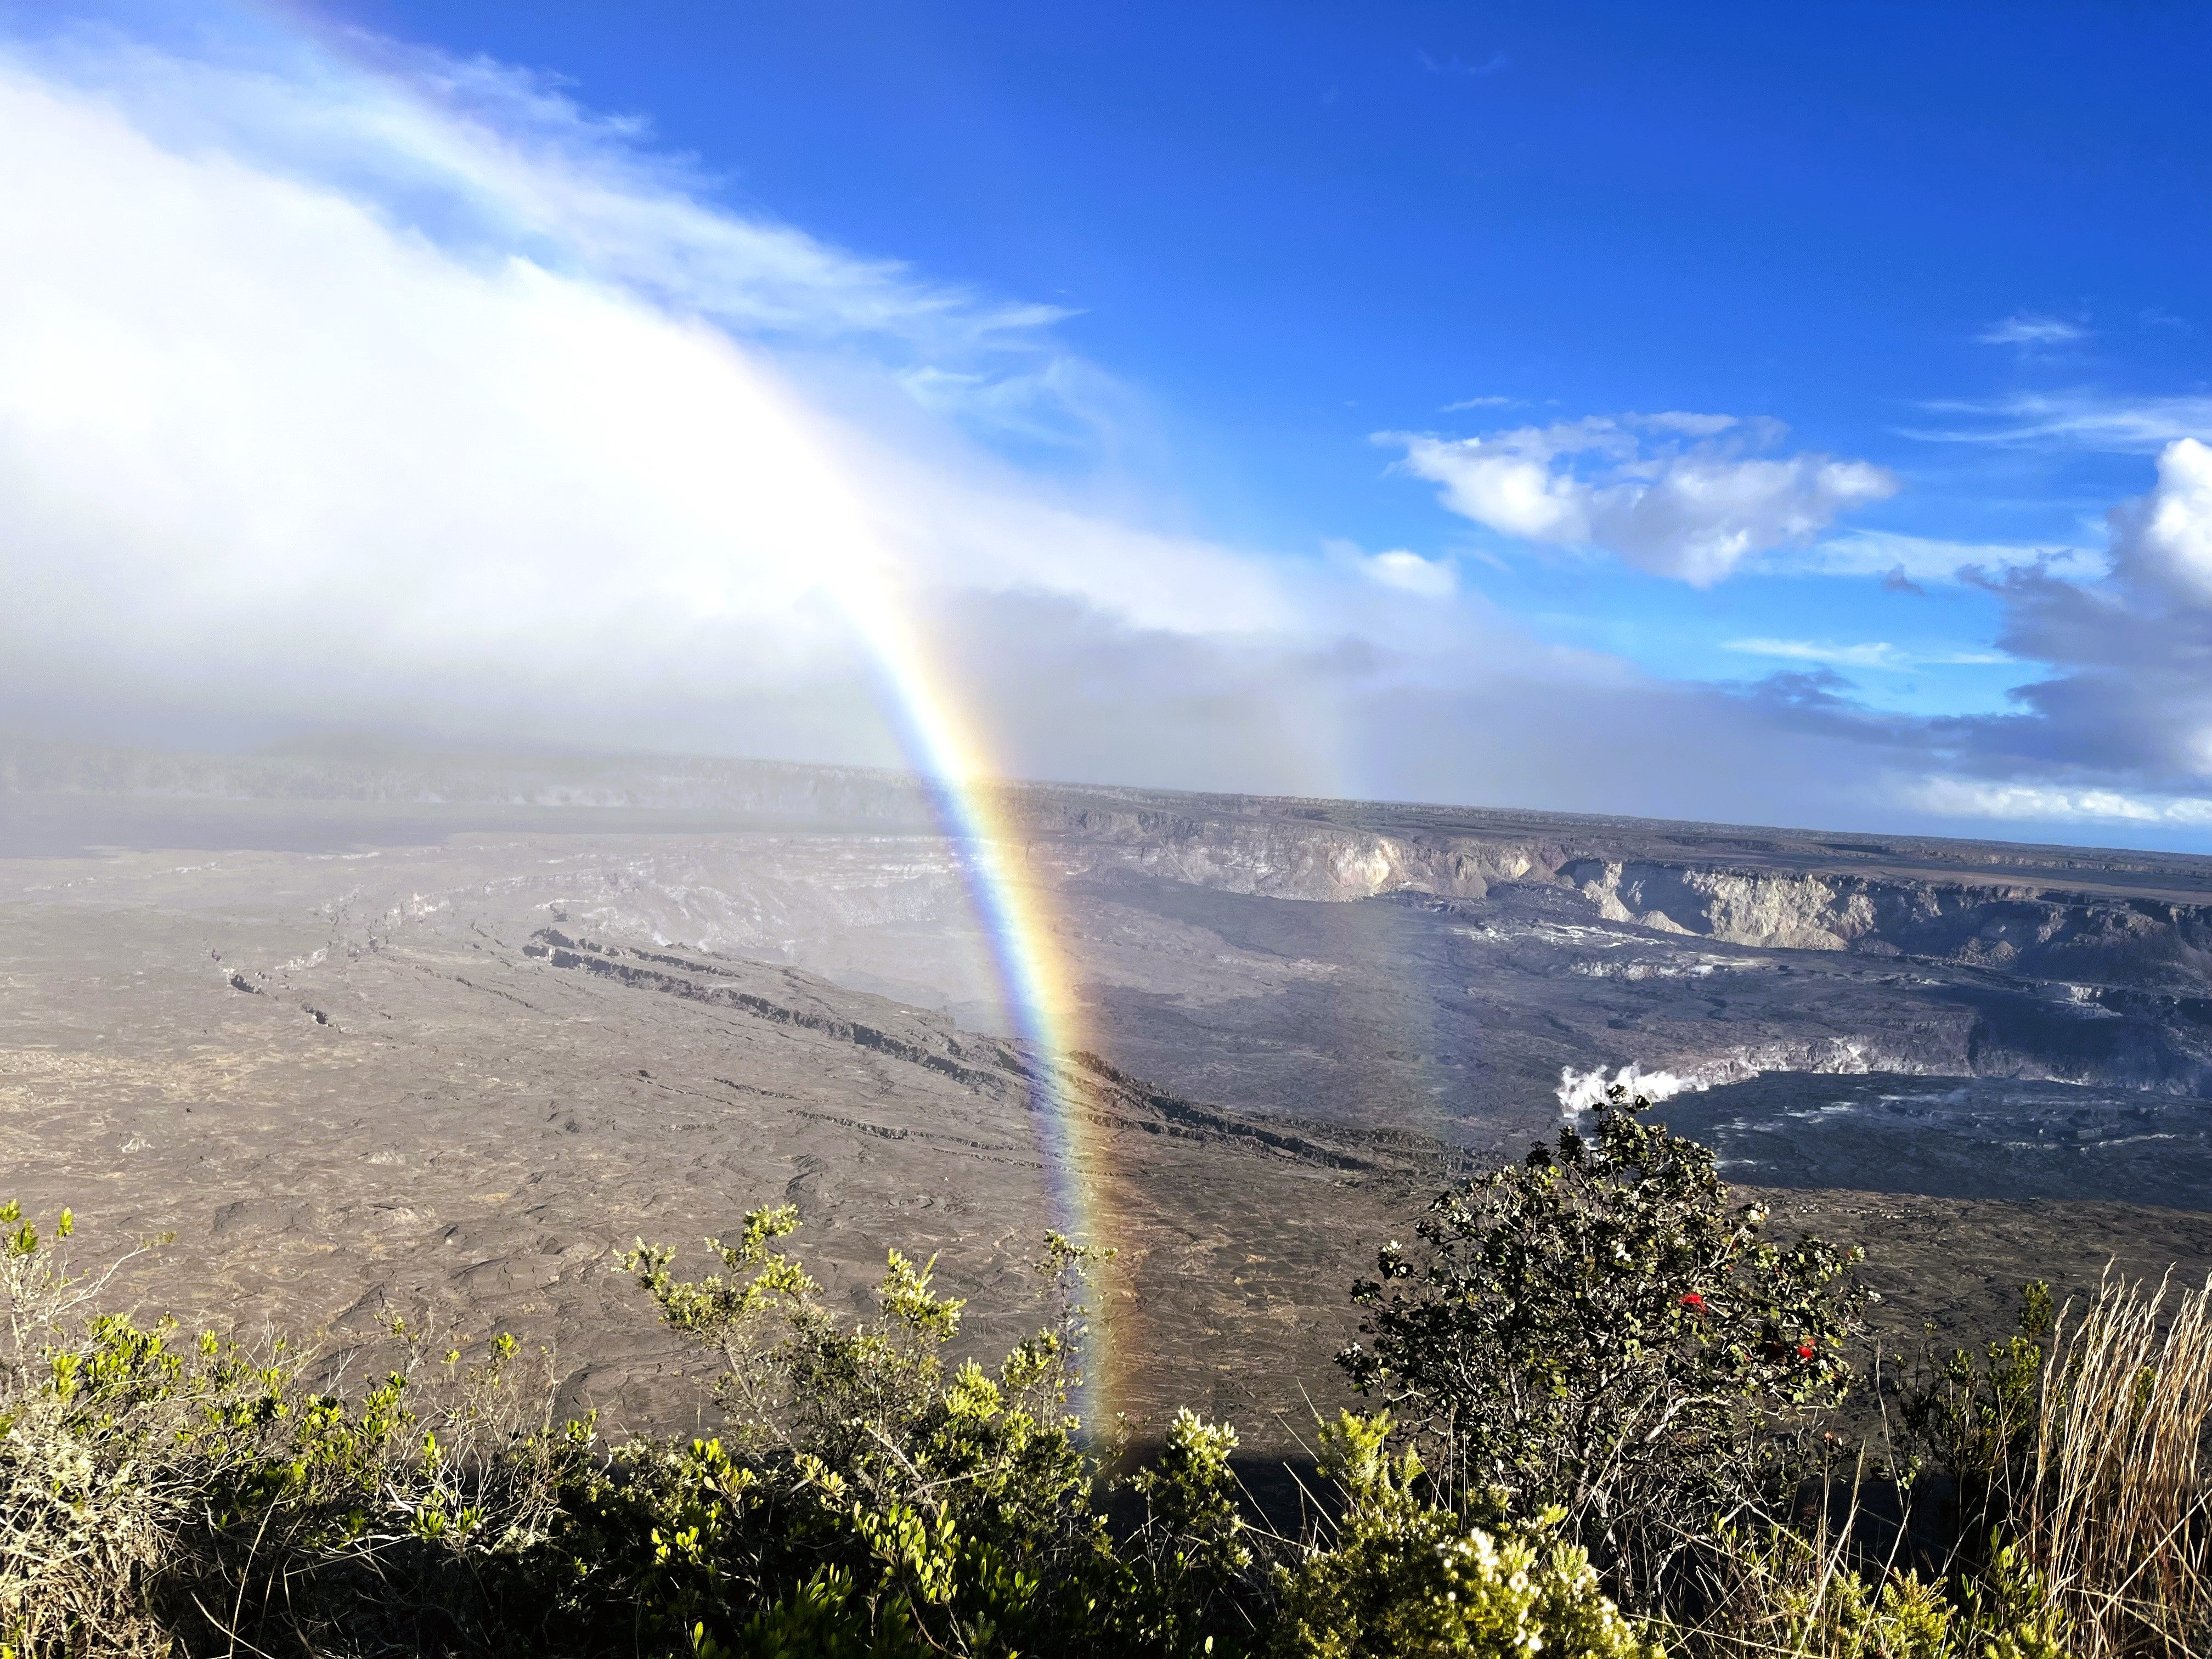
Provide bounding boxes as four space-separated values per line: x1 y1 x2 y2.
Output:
1269 1411 1660 1659
0 1194 1271 1657
1336 1088 1873 1601
529 1211 1256 1657
1121 1409 1254 1654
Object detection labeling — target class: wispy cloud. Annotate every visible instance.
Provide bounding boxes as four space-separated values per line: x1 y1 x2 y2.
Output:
1326 541 1457 597
1724 638 2010 671
1767 528 2103 584
1727 638 1905 670
1384 413 1895 586
9 16 1104 465
1976 312 2088 347
1442 394 1514 411
110 37 1057 351
1419 50 1508 77
1901 390 2212 452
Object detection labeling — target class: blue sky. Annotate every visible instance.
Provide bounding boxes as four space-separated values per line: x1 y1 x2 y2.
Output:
3 2 2211 844
338 0 2212 718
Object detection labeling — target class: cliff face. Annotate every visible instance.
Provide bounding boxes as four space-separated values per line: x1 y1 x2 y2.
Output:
992 790 2212 1107
1556 859 2212 991
1043 815 1508 904
1019 800 2212 1000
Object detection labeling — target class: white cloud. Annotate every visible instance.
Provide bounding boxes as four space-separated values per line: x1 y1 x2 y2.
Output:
18 24 1061 354
1976 313 2088 347
1904 778 2212 828
1945 438 2212 788
2113 436 2212 601
1328 543 1457 597
1385 414 1897 586
1637 411 1741 437
0 26 1316 767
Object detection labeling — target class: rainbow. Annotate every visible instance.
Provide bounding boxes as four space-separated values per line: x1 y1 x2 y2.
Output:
228 0 1124 1415
836 585 1119 1421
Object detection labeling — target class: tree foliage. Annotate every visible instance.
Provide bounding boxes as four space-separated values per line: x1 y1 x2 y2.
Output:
1336 1088 1874 1597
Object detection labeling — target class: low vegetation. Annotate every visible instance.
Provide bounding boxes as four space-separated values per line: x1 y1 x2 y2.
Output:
4 1087 2208 1656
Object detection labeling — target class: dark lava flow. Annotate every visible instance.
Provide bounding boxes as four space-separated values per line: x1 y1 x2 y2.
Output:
1657 1072 2212 1212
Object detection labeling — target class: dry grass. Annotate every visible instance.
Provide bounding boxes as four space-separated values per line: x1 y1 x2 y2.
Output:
1644 1443 2043 1659
0 1203 572 1658
1673 1266 2212 1659
2022 1268 2212 1658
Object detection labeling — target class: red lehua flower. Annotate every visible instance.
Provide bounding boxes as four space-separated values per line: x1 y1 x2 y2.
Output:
1796 1343 1816 1361
1679 1293 1705 1309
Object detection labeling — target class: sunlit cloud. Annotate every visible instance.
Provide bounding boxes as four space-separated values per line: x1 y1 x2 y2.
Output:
1383 414 1896 586
1325 540 1457 597
0 14 1590 802
1939 439 2212 788
15 21 1060 354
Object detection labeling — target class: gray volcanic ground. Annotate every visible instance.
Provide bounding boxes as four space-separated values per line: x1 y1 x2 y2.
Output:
5 739 2212 1451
